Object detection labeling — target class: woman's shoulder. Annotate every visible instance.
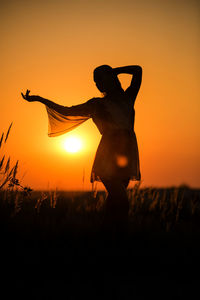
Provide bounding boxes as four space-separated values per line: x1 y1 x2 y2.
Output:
90 96 103 101
86 97 104 107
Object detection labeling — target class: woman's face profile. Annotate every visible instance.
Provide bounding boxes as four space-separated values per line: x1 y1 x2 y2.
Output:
94 71 116 93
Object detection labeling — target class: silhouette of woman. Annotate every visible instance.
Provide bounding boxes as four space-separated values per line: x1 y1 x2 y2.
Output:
21 65 142 230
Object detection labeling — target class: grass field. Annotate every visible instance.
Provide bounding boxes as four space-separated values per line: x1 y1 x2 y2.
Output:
1 185 200 298
1 185 200 261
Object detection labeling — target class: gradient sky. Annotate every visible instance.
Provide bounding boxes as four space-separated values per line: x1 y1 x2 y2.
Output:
1 0 199 190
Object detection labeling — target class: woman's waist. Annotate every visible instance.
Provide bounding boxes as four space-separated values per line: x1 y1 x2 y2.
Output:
102 128 135 137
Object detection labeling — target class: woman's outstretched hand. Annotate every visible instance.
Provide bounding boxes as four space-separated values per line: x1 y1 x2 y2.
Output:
21 89 39 102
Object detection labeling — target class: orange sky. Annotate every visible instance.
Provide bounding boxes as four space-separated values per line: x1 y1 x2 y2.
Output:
1 0 200 190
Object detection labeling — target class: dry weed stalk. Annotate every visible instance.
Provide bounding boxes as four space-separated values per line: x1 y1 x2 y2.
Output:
49 189 58 208
11 193 22 217
35 192 48 213
0 123 15 189
0 123 32 196
0 123 33 218
96 194 105 211
149 190 159 211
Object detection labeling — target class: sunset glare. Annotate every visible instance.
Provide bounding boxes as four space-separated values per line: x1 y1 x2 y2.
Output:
64 136 82 153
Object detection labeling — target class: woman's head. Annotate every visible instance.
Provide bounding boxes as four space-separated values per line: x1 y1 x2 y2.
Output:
93 65 123 95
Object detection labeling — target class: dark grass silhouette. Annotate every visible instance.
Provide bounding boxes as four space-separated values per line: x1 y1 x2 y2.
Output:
1 185 200 257
1 186 200 298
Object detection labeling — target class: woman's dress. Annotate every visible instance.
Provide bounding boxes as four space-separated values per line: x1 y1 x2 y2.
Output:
45 91 141 183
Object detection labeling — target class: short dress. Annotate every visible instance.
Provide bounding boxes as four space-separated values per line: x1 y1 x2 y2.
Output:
45 91 141 183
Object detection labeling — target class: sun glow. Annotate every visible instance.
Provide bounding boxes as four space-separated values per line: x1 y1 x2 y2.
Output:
64 136 82 153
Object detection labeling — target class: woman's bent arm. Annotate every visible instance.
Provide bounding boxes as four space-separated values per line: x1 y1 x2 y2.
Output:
113 65 142 101
113 65 142 76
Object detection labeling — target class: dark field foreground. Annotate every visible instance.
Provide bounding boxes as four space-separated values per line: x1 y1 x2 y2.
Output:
1 185 200 298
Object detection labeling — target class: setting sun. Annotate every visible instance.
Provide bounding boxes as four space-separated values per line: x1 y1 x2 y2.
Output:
64 136 82 153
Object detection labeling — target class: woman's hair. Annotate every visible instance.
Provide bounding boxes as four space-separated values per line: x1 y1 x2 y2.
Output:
93 64 123 95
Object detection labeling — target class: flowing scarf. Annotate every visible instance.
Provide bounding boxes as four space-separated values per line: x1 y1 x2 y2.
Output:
46 106 89 137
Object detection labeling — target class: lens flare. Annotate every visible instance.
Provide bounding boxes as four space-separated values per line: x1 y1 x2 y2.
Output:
116 155 128 167
64 136 82 153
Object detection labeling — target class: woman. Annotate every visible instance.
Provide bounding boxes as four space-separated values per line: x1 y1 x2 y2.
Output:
21 64 142 229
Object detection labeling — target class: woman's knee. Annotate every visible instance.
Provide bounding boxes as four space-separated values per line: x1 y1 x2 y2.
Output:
100 177 129 209
100 177 127 194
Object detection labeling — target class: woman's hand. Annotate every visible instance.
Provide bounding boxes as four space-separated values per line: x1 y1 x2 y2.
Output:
21 89 39 102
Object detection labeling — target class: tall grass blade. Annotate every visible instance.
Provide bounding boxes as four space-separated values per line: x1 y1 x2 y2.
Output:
0 133 4 149
5 157 10 173
5 122 13 143
82 168 85 191
13 160 19 178
0 155 5 170
0 166 15 189
8 166 15 178
0 178 9 189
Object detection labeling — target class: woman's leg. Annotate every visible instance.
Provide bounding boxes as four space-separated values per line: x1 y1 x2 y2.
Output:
100 177 130 230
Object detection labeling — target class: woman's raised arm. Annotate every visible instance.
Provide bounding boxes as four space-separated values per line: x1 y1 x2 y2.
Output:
113 65 142 101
